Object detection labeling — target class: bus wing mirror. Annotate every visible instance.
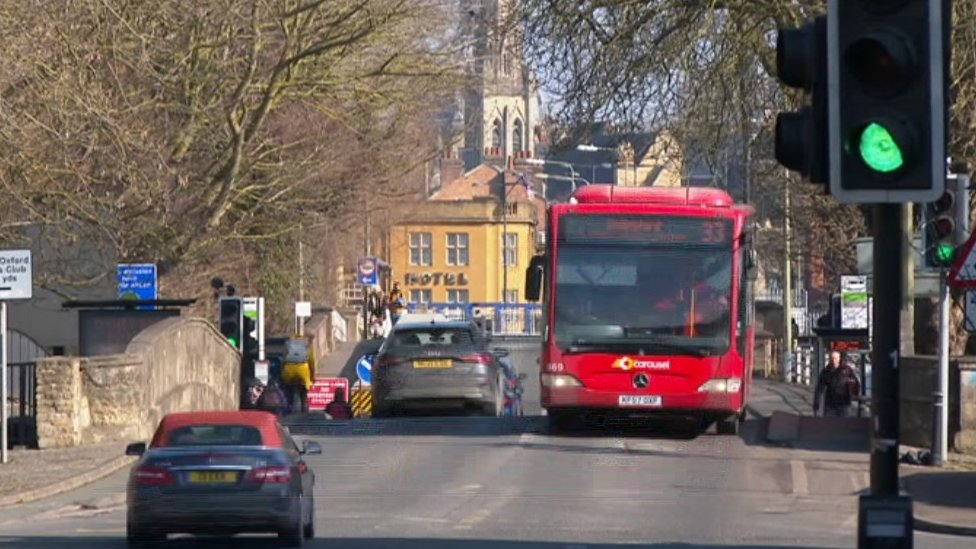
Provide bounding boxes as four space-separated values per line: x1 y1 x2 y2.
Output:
525 255 544 302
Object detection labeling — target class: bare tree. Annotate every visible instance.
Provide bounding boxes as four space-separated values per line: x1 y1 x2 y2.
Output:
0 0 466 323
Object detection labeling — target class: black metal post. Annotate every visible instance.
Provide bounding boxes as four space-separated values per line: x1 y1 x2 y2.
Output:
871 203 902 495
858 203 913 549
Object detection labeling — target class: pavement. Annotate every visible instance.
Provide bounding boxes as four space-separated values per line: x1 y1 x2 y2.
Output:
747 377 976 538
0 443 134 508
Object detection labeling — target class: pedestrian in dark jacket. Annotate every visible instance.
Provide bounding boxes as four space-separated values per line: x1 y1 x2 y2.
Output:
325 388 354 420
814 351 861 417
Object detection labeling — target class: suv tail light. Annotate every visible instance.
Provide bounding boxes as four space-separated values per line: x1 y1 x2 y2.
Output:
460 353 493 364
246 466 291 484
134 465 174 486
375 356 410 368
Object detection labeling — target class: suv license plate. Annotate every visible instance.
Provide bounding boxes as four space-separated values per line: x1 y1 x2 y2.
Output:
618 395 662 407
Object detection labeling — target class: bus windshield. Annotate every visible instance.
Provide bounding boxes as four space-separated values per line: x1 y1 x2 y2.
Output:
553 215 734 354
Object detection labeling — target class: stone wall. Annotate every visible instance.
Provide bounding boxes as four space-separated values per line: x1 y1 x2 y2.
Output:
899 355 963 451
35 317 240 449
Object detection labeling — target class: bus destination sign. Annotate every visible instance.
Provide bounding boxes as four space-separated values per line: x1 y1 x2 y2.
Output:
559 215 732 244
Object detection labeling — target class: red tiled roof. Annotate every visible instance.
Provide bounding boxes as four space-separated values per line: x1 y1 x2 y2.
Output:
430 165 500 200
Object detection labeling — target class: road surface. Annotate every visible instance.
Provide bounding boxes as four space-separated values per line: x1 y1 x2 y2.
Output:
0 340 961 548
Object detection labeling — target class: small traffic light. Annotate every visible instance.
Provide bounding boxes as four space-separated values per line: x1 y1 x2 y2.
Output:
923 173 971 270
218 297 244 350
924 191 957 269
828 0 947 203
774 16 828 184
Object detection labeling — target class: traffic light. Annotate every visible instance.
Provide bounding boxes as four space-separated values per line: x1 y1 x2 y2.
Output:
828 0 947 203
923 174 970 269
774 16 828 184
242 316 258 358
218 296 244 350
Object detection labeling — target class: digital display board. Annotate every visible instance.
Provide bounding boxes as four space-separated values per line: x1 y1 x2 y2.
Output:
558 215 733 244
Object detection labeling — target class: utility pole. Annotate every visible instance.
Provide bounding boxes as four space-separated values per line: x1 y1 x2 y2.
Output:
783 175 793 382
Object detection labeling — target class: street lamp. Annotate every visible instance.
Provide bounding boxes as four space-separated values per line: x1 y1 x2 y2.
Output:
577 144 622 184
534 173 591 198
524 158 583 194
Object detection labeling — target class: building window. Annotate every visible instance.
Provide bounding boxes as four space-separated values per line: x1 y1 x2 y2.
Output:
409 232 432 266
446 233 469 266
512 119 523 152
409 289 432 304
491 118 502 149
446 289 470 303
502 232 518 266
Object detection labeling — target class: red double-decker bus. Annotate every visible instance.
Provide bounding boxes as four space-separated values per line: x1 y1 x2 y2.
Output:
524 185 757 434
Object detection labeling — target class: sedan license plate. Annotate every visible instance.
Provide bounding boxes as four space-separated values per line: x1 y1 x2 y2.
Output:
188 471 239 484
618 395 662 407
413 359 452 369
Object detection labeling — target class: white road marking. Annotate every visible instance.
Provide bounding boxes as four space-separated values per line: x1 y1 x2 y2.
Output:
790 459 809 495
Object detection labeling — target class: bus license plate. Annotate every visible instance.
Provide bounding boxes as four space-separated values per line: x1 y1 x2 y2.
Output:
618 395 662 407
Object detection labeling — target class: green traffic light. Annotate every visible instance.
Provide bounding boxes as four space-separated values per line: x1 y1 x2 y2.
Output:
227 336 239 347
858 122 905 173
935 244 956 265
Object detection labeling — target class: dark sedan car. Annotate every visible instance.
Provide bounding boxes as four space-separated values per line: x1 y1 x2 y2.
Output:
125 410 320 548
371 319 513 417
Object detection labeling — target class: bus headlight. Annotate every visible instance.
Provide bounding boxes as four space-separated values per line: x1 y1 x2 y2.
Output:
697 378 742 393
541 373 583 388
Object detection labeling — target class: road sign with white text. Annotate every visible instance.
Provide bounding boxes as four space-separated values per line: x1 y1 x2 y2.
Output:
948 230 976 289
0 250 32 300
117 264 157 303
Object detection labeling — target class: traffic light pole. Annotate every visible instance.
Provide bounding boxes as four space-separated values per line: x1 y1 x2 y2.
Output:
933 268 949 466
858 203 913 549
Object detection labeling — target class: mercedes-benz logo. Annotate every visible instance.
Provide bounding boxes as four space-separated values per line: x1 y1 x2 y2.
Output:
633 373 649 389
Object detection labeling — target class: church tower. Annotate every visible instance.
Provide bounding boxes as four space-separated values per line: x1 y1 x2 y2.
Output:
450 0 539 170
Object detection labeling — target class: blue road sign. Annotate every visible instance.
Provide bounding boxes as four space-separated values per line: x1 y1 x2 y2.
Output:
357 257 378 286
356 354 373 385
117 264 157 309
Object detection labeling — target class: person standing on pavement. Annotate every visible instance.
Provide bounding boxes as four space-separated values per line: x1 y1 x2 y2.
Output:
813 350 861 417
388 283 405 324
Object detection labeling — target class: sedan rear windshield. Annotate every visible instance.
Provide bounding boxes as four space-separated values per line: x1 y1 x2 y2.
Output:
165 424 264 447
389 328 475 347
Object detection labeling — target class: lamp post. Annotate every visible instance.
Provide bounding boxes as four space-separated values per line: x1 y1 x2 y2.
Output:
524 158 586 199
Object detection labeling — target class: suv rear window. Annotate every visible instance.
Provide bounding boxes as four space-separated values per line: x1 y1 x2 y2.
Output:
389 328 476 347
165 425 264 447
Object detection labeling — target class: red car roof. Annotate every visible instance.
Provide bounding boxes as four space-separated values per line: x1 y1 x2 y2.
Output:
149 410 283 448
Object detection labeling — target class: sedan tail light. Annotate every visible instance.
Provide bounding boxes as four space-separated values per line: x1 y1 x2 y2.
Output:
246 466 291 484
460 353 493 364
134 465 174 486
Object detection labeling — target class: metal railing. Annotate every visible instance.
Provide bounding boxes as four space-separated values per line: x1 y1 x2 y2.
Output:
405 302 543 336
5 362 37 448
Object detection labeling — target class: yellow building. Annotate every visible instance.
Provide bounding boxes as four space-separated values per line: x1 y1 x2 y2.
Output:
382 162 544 306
